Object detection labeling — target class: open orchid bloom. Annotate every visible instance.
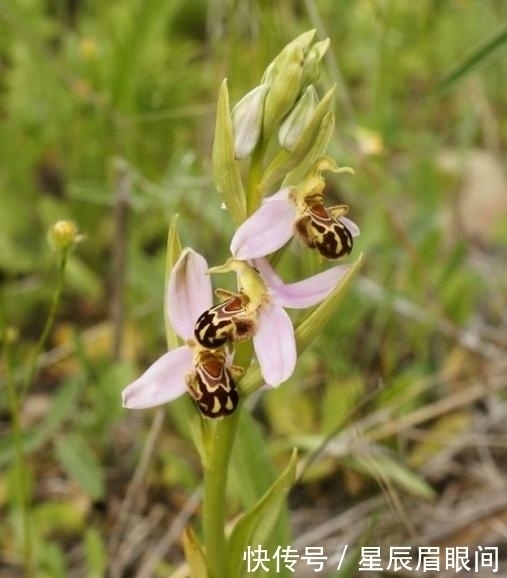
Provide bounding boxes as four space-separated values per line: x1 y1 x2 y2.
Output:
196 258 353 387
122 248 213 410
230 158 360 260
123 246 354 410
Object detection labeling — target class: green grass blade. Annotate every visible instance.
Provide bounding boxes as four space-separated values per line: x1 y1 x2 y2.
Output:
54 433 105 500
435 21 507 93
343 449 435 500
110 0 182 111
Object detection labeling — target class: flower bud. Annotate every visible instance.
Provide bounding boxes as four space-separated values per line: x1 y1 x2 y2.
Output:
261 31 317 139
278 85 319 151
262 43 304 138
301 38 330 87
231 83 268 159
47 220 82 252
261 29 316 85
259 30 332 141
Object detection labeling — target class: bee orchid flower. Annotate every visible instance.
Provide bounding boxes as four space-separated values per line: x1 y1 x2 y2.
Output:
230 157 360 260
122 247 355 412
195 257 354 388
122 248 242 417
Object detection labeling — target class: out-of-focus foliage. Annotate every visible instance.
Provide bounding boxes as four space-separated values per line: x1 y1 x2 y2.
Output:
1 1 507 576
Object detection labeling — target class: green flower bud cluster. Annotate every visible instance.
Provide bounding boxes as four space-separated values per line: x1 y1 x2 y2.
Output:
213 30 339 219
230 30 330 160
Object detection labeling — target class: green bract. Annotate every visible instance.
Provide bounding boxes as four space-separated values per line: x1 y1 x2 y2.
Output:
212 80 247 226
260 86 336 195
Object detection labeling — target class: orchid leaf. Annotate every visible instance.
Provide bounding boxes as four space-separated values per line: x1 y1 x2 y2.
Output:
237 355 261 397
230 408 291 565
230 409 279 509
227 449 298 578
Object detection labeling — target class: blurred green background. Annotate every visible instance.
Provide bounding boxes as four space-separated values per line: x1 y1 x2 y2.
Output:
1 1 507 577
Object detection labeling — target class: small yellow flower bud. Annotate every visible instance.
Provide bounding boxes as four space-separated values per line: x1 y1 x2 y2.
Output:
47 220 82 252
79 38 98 60
353 126 385 156
2 325 19 345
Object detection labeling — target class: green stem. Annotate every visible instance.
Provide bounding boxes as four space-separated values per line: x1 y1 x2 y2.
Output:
21 250 68 400
0 286 34 577
202 408 241 578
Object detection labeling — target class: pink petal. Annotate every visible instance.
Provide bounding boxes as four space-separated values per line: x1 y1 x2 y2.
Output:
230 188 296 259
268 263 352 309
340 216 360 237
167 248 212 340
253 304 296 387
122 347 191 409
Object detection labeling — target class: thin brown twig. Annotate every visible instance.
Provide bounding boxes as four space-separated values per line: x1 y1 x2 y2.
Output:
372 381 503 444
135 487 202 578
357 276 505 361
108 409 165 578
113 505 167 575
293 496 383 549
